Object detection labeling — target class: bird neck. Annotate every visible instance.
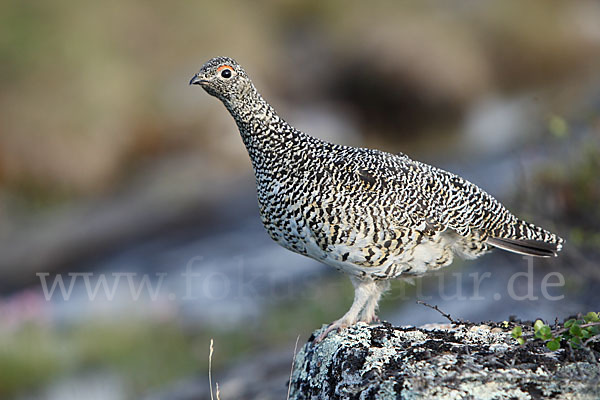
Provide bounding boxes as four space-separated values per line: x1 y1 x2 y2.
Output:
224 86 309 165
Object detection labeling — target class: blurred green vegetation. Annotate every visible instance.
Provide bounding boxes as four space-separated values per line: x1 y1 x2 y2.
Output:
0 319 200 397
0 273 429 398
0 275 353 398
0 317 258 398
536 140 600 249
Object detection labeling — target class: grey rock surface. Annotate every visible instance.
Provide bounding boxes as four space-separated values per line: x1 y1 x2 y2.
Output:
289 322 600 399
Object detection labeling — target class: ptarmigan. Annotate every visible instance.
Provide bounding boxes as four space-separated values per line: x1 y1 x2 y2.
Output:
190 56 563 341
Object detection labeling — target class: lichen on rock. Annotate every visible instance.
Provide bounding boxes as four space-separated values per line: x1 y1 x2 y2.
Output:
289 322 600 399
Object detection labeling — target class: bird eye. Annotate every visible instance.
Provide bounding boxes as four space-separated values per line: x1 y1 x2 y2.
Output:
220 68 232 78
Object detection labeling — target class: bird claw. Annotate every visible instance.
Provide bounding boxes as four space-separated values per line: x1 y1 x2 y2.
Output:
359 313 380 325
314 314 381 344
314 320 349 343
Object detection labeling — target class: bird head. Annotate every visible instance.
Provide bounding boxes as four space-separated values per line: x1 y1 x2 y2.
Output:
189 56 252 104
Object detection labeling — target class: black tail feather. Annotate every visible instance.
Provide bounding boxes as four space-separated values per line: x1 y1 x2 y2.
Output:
486 237 559 258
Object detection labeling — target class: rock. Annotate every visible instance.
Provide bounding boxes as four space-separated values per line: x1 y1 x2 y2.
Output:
289 322 600 399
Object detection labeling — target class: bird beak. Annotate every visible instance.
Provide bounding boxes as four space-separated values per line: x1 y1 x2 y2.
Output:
189 74 208 86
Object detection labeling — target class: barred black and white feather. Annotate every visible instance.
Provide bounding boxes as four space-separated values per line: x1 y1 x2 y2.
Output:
190 56 564 336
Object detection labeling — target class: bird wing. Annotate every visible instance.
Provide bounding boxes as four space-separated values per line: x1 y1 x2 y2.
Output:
376 150 563 257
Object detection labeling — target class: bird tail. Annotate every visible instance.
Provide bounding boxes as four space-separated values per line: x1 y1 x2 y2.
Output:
485 219 564 258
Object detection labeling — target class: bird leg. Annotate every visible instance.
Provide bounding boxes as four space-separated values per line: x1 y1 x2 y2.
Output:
315 277 387 343
359 280 390 324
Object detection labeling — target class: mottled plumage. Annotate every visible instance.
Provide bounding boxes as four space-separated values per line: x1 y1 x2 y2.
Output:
190 57 563 340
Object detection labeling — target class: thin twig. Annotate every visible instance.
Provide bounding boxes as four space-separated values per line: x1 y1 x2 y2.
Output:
584 334 600 347
416 300 456 323
209 339 215 400
287 335 301 400
551 321 600 338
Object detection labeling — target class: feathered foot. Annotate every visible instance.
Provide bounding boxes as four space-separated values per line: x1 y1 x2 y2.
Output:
314 278 389 343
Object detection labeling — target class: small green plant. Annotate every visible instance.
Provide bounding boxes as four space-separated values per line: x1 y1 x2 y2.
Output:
511 326 525 345
512 312 600 351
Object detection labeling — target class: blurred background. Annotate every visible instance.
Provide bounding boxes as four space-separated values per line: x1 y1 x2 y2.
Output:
1 0 600 398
